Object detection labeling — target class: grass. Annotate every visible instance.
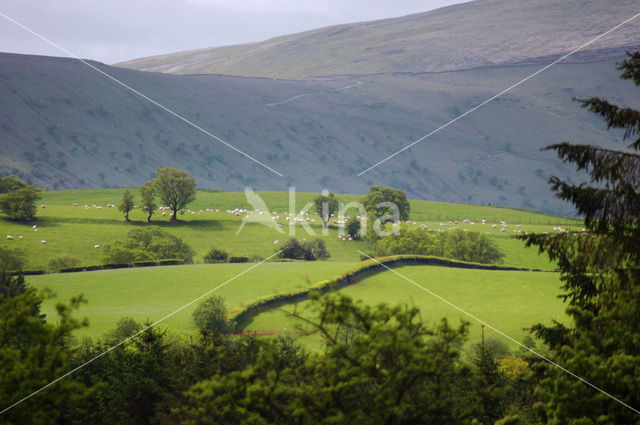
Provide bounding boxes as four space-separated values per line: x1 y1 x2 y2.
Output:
27 262 355 340
244 265 568 350
5 188 577 347
0 188 578 270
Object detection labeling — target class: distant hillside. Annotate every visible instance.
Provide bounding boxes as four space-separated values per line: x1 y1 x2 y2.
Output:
116 0 640 78
1 52 637 215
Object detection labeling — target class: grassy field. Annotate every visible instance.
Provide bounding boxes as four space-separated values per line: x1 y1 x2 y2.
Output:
3 188 578 346
244 265 568 351
27 262 355 340
0 188 579 270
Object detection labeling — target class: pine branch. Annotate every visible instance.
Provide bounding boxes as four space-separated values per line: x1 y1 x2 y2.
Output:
548 176 640 233
573 97 640 144
544 143 640 185
618 51 640 86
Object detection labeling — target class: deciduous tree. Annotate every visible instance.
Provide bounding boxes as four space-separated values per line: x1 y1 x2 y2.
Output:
118 189 135 222
152 167 197 223
313 191 339 228
361 185 410 222
138 181 156 223
0 176 42 221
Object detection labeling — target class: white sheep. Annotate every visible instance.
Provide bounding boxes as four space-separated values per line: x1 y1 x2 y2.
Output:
41 240 47 244
19 235 23 239
6 235 13 240
94 244 100 248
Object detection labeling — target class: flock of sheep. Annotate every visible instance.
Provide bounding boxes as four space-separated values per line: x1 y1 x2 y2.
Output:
3 203 582 249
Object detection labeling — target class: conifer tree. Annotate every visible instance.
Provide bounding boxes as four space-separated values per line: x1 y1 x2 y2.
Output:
521 51 640 423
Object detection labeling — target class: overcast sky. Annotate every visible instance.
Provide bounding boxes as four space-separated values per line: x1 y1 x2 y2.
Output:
0 0 470 64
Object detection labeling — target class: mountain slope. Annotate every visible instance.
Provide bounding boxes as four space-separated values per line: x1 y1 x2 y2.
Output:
1 52 637 215
116 0 640 78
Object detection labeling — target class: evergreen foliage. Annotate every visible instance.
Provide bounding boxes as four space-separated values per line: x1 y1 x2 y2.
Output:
520 51 640 424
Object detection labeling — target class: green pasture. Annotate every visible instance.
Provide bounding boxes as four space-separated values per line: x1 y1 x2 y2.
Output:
5 188 576 347
244 265 568 350
27 262 355 340
0 188 578 270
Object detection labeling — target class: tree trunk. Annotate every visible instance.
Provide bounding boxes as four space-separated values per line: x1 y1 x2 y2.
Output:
146 211 152 223
125 212 130 222
322 217 328 229
171 206 178 223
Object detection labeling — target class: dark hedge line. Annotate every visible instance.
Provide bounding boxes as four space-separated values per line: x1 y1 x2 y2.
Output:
57 258 185 273
229 254 542 329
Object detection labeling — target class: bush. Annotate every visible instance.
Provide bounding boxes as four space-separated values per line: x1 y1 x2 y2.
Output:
48 254 82 271
104 226 194 264
376 225 436 256
228 256 249 263
203 247 229 263
375 226 504 264
436 230 504 264
279 238 330 261
103 246 154 264
192 295 233 340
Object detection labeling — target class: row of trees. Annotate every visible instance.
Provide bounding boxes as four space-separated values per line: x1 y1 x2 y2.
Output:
312 185 411 229
119 167 197 223
0 167 197 224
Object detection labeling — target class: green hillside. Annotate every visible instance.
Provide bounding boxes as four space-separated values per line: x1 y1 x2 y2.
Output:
0 53 636 215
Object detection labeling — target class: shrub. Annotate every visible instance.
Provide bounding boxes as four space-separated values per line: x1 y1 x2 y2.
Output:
279 238 305 260
48 254 82 271
203 247 229 263
192 295 234 341
279 238 330 261
228 256 249 263
303 239 330 261
104 226 194 264
103 246 154 264
375 226 503 264
436 230 504 264
376 225 436 256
